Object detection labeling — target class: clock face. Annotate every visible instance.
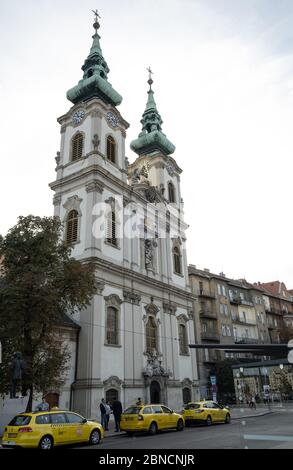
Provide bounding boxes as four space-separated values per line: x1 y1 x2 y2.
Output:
106 111 119 127
72 109 85 125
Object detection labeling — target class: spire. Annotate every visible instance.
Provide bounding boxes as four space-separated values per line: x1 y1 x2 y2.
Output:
67 11 122 106
130 69 175 156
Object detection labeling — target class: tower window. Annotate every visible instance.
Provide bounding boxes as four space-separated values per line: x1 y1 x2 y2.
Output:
146 317 158 353
173 246 182 275
179 324 188 355
168 182 176 203
106 210 117 246
106 307 119 345
71 133 83 161
66 210 79 244
107 136 116 163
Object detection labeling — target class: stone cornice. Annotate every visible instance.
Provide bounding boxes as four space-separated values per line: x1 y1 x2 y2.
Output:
123 289 141 305
81 256 195 302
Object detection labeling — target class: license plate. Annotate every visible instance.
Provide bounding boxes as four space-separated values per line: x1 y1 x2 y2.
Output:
8 433 17 438
3 441 15 445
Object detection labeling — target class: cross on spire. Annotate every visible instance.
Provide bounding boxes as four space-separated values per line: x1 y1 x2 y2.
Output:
147 66 154 88
92 9 101 33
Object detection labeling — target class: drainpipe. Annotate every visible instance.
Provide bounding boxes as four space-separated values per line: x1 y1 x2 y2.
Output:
70 327 80 411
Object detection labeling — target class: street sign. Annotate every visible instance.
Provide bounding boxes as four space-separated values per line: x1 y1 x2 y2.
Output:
212 392 217 401
210 375 217 385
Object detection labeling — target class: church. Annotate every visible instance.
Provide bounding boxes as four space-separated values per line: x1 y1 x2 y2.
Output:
50 13 199 417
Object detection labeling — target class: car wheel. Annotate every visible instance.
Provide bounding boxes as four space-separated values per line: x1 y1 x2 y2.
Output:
225 413 231 424
148 421 158 435
206 415 212 426
39 435 53 450
176 419 184 432
126 431 134 437
89 429 101 445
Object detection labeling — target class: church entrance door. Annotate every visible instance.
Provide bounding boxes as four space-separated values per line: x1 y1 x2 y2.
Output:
150 380 161 404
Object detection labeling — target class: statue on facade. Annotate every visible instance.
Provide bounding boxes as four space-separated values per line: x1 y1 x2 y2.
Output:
10 352 26 399
145 239 154 270
131 168 141 185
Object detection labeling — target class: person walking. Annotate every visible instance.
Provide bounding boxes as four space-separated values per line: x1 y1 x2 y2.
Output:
112 398 123 432
100 398 107 430
136 397 143 406
251 395 257 410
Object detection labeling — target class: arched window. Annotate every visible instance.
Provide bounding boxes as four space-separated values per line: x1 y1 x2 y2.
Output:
168 182 176 203
182 387 191 404
71 133 83 161
105 388 118 405
66 210 79 244
173 246 182 275
179 324 188 355
106 210 117 246
106 307 119 345
106 136 116 163
146 317 157 354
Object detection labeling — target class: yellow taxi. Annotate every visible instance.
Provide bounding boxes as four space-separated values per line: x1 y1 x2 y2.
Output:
120 404 184 436
182 401 231 426
2 410 104 449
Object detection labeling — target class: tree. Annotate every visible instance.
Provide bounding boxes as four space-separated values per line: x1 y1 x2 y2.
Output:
214 359 238 401
0 215 97 411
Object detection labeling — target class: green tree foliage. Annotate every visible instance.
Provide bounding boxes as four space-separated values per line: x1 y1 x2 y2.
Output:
0 215 97 411
214 359 238 400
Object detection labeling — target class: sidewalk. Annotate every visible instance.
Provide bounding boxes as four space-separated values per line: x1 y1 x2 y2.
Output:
229 404 276 420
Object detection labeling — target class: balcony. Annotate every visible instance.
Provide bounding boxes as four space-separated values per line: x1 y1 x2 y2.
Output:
199 309 217 320
234 337 259 344
201 330 220 342
198 289 215 299
229 295 241 305
231 315 256 326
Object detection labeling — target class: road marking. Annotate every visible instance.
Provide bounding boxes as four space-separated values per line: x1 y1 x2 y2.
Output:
244 434 293 442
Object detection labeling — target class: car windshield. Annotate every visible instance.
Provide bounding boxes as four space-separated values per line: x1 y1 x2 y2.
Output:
185 404 201 410
123 407 142 414
9 415 31 426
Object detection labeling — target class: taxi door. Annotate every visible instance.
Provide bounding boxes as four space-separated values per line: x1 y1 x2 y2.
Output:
161 406 176 428
50 412 69 444
151 405 164 430
209 402 222 422
65 412 88 443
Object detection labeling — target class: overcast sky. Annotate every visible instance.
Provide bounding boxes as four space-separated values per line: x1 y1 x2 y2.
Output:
1 0 293 286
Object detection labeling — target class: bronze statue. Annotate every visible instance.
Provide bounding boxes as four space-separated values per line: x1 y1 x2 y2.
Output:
10 352 26 399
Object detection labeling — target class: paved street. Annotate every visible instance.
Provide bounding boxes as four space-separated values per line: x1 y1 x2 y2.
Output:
78 411 293 449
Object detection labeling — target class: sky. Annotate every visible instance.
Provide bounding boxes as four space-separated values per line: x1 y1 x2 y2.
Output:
0 0 293 286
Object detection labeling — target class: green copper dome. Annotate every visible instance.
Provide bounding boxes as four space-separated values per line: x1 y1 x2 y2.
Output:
130 74 175 156
67 19 122 106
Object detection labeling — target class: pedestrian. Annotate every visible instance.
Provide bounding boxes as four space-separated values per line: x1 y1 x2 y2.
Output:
112 398 123 432
136 397 143 406
105 401 112 430
35 396 50 412
100 398 107 430
250 395 256 410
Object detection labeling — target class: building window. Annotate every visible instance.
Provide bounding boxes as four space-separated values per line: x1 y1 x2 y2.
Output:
217 284 226 296
221 324 227 336
179 324 188 355
105 388 118 405
226 325 231 336
71 133 83 161
168 182 176 203
220 303 228 316
173 246 182 274
66 210 79 244
106 307 118 345
106 210 117 246
146 317 158 353
106 136 116 163
182 388 191 404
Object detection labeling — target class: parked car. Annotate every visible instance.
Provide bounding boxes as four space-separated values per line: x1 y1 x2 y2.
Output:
2 410 104 449
182 400 231 426
120 404 184 435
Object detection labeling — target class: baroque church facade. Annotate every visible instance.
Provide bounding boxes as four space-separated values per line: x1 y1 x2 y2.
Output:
50 17 199 417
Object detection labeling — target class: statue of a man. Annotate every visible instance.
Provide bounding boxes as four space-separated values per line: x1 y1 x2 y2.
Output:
10 352 26 399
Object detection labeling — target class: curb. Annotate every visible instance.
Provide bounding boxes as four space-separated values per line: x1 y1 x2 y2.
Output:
232 410 274 420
